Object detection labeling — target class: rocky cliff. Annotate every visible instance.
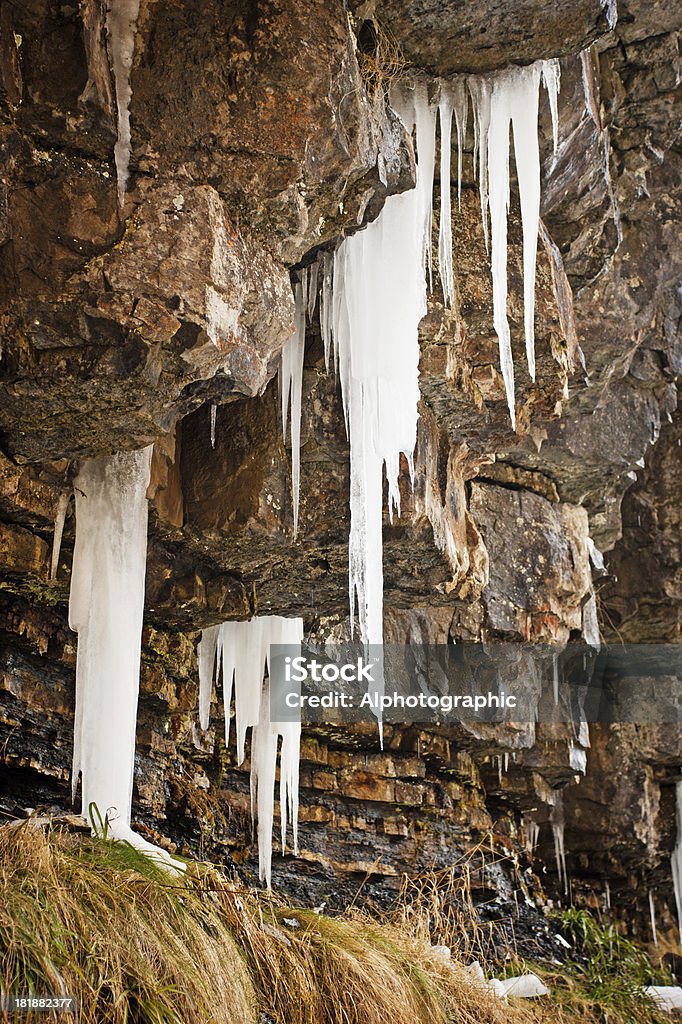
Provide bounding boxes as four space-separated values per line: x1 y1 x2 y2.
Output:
1 0 681 945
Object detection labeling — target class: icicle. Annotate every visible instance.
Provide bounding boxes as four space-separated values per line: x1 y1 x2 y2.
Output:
510 64 542 381
50 491 70 581
69 447 179 869
198 624 220 731
601 0 618 30
196 615 303 885
649 890 658 946
329 87 434 650
541 60 561 155
486 76 516 426
468 77 492 253
105 0 140 207
671 780 682 942
550 791 568 895
307 262 319 321
523 817 540 856
320 252 334 372
438 88 455 308
210 403 217 449
552 652 559 705
467 58 560 423
452 79 468 210
279 281 306 538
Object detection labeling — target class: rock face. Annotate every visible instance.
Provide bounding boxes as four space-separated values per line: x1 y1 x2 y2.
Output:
350 0 615 75
1 0 681 942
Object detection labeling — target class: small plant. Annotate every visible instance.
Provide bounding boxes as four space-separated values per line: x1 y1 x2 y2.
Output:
505 908 674 1024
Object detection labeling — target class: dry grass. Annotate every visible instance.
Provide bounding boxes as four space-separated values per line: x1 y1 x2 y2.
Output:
0 823 255 1024
353 16 408 100
0 823 671 1024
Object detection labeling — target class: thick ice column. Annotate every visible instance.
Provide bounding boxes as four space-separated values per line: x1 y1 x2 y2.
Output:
330 87 432 647
105 0 140 206
69 447 171 861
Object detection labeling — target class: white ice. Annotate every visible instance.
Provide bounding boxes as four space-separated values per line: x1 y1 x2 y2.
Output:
462 60 560 425
489 974 550 1000
105 0 140 207
438 89 455 308
50 491 70 581
331 84 433 648
197 615 303 886
69 447 180 871
649 890 658 946
550 789 568 894
280 280 306 537
646 987 682 1013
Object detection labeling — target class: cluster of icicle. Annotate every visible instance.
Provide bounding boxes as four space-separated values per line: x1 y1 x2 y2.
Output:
197 616 303 886
280 60 560 651
69 447 180 869
105 0 140 206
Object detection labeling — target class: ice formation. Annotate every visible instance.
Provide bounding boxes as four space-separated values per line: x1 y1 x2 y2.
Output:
649 890 658 946
105 0 140 207
437 62 560 425
329 84 432 646
489 974 550 1000
69 447 179 868
50 491 70 581
523 816 540 856
279 279 306 537
672 779 682 940
291 58 560 649
550 790 568 895
646 988 682 1013
198 615 304 886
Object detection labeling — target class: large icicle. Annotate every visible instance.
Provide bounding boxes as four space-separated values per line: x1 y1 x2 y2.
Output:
279 280 306 538
105 0 140 207
69 447 178 868
330 86 434 648
438 90 455 308
198 615 303 886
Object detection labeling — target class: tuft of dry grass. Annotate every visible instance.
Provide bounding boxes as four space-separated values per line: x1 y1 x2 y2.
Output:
0 823 256 1024
353 16 408 100
0 823 671 1024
